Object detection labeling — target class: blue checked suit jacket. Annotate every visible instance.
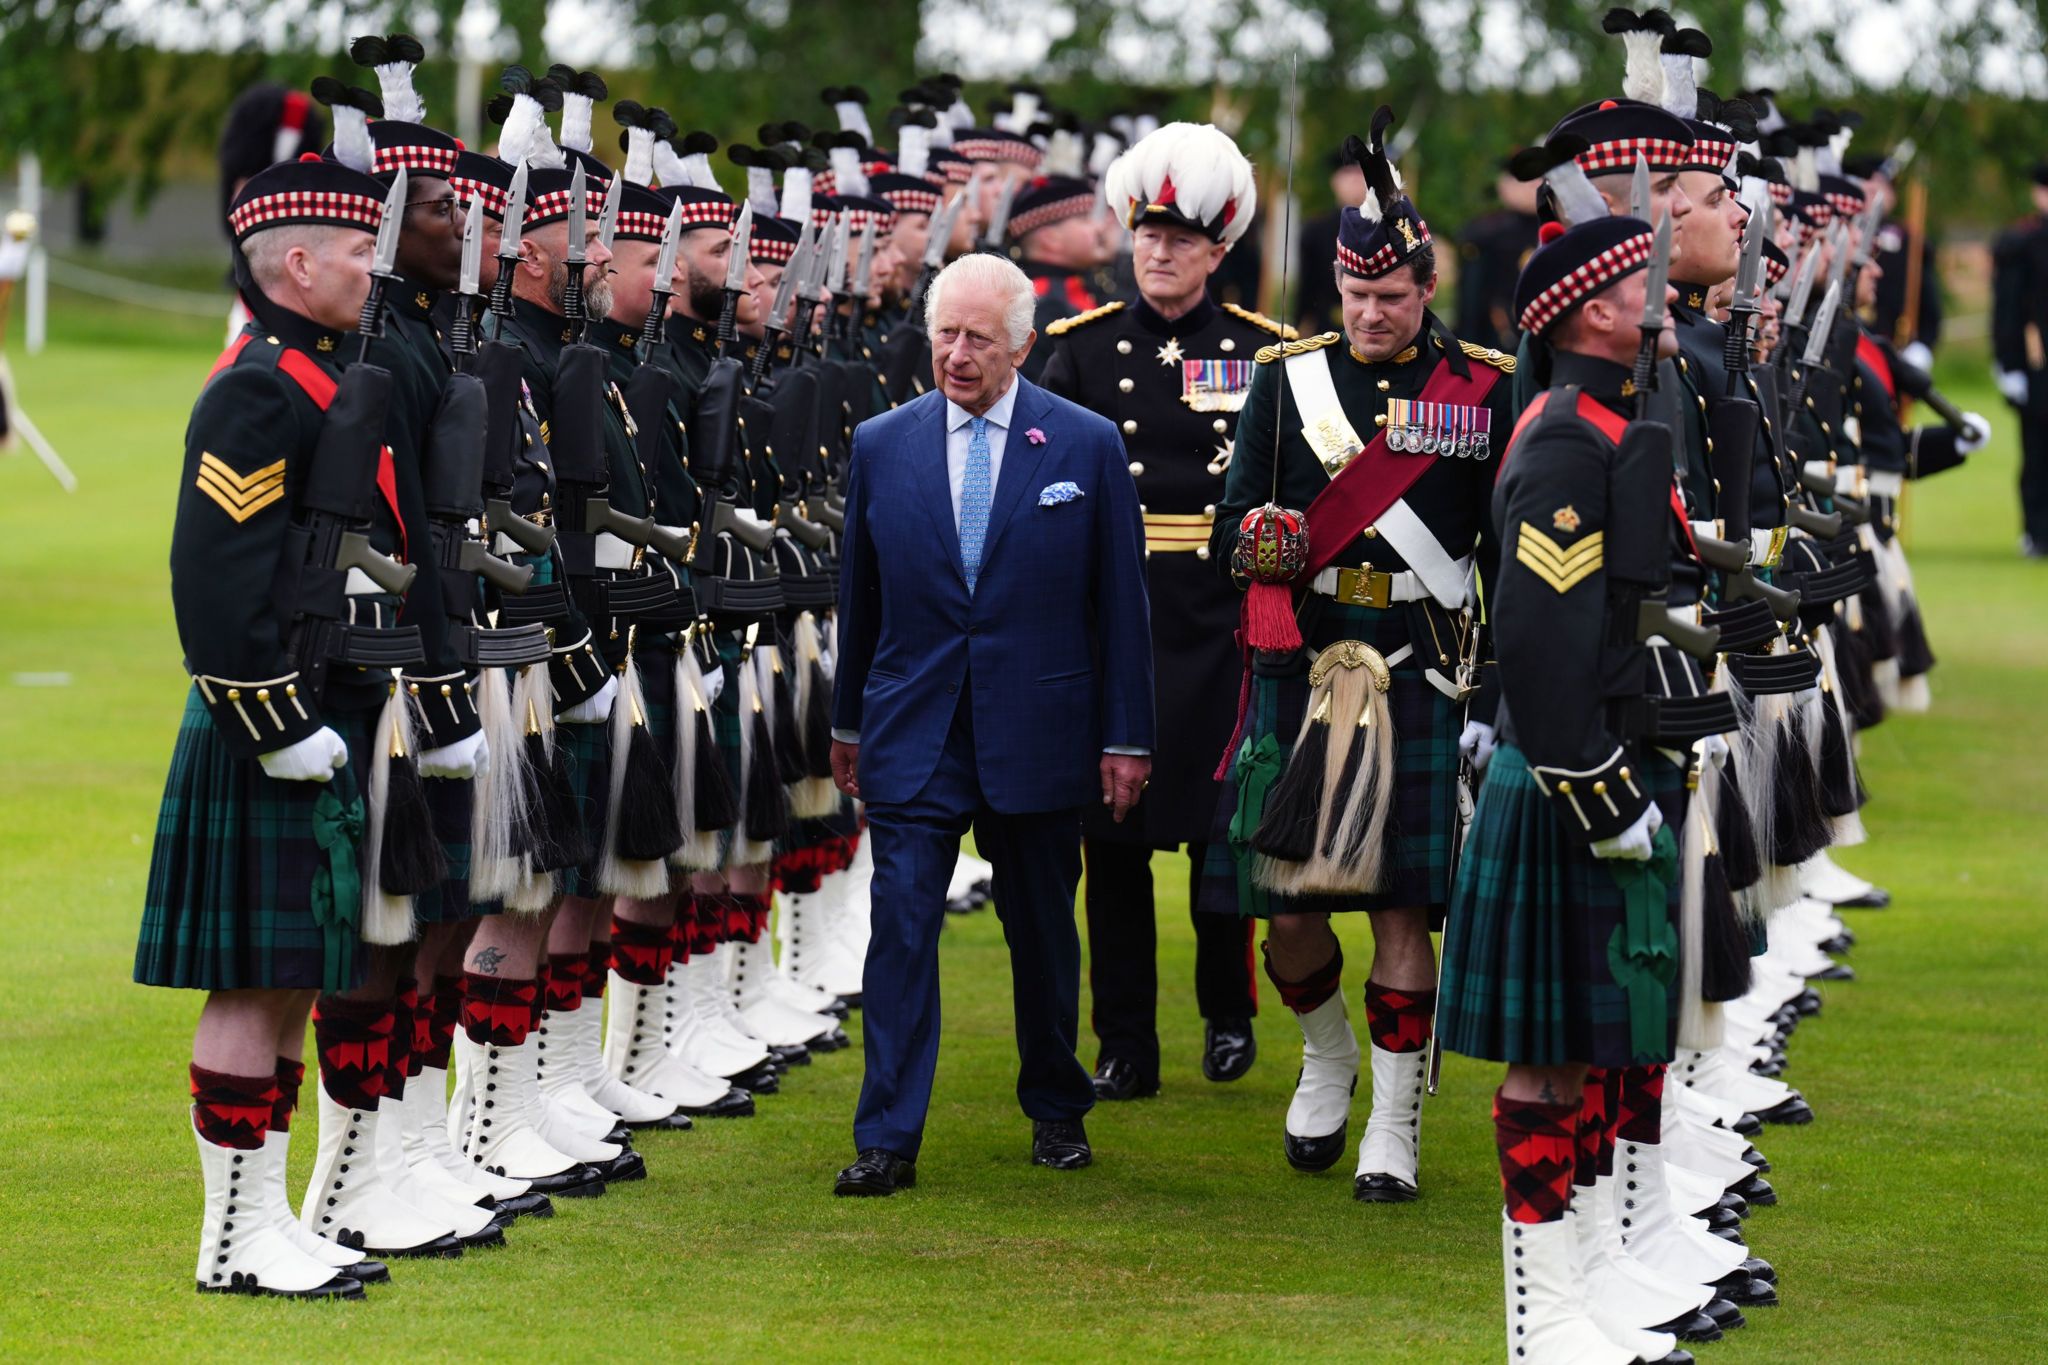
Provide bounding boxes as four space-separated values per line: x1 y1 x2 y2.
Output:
832 376 1155 812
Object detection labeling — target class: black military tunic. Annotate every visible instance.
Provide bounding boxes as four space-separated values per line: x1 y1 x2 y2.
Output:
1039 294 1287 845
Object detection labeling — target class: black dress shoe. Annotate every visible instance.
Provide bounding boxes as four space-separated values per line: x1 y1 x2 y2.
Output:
834 1148 915 1196
1716 1270 1780 1307
1092 1057 1159 1101
201 1271 366 1300
1730 1111 1764 1137
819 996 851 1020
1701 1205 1742 1234
1031 1119 1092 1170
772 1043 813 1067
1741 1255 1776 1283
679 1087 757 1118
1791 988 1823 1016
1818 934 1854 955
731 1062 780 1093
1353 1171 1418 1203
1649 1351 1695 1365
1807 961 1855 982
1838 885 1890 908
605 1123 634 1146
362 1231 464 1259
1715 1190 1750 1219
1752 1092 1814 1125
338 1258 389 1284
838 991 863 1011
1702 1297 1747 1330
1728 1173 1776 1206
1202 1018 1257 1083
1652 1309 1722 1343
490 1191 555 1219
510 1161 603 1197
1285 1125 1348 1173
599 1149 648 1183
808 1026 852 1053
1741 1145 1771 1172
456 1222 507 1249
627 1110 695 1132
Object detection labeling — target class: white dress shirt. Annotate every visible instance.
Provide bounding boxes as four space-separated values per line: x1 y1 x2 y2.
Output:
944 378 1019 530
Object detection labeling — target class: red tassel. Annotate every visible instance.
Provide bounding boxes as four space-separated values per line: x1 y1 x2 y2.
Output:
1242 581 1301 654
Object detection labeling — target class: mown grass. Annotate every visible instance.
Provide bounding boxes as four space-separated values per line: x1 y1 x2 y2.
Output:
0 297 2042 1359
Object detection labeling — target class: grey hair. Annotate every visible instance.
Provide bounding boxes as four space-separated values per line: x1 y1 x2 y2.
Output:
242 224 354 289
925 251 1036 351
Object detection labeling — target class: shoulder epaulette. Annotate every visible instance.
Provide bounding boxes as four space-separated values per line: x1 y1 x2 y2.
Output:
1223 302 1296 339
1044 300 1125 337
1458 339 1516 373
1255 331 1341 365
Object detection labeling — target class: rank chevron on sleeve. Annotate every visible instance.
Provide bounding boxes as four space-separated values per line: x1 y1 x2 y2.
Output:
194 453 287 523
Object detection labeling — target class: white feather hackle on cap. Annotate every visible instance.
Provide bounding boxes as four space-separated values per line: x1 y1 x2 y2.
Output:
623 126 655 186
1101 121 1256 248
1821 125 1852 176
898 123 931 180
833 98 873 143
1088 131 1121 178
780 166 814 227
828 144 868 198
1661 52 1697 119
1622 29 1666 104
1794 145 1817 192
1041 127 1085 178
746 165 778 215
649 135 685 187
495 91 543 166
1549 162 1609 229
559 91 595 154
369 60 424 125
332 104 374 176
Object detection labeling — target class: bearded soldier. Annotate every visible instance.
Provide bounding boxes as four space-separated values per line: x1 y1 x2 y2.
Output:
1210 107 1515 1202
1038 122 1274 1098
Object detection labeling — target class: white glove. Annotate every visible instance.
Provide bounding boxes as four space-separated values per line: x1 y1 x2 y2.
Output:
1899 341 1933 374
1957 411 1992 455
418 729 489 780
1996 368 2029 406
259 726 348 782
558 675 618 725
1590 802 1664 862
1749 527 1783 568
1696 733 1730 771
1458 719 1498 774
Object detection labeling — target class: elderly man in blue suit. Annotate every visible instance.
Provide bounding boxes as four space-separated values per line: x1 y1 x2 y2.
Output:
830 252 1155 1195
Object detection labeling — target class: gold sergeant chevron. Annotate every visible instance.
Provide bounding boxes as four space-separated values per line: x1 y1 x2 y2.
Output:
193 453 286 523
1515 522 1603 593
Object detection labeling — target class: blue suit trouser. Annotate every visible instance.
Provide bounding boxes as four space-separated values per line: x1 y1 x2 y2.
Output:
853 694 1094 1160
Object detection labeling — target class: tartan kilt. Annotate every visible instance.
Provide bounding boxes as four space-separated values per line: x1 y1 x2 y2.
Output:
136 689 376 992
1197 601 1460 921
556 717 611 899
705 630 754 871
1437 743 1688 1068
412 775 489 923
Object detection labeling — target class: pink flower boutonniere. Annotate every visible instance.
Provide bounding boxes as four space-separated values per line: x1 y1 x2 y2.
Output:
1026 427 1047 446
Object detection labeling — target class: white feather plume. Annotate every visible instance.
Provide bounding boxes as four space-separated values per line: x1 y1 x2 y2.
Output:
370 60 425 126
623 127 655 186
681 147 717 191
1660 52 1697 119
780 167 814 227
331 105 374 176
1622 30 1666 105
1820 126 1852 177
834 98 873 143
746 165 778 215
997 89 1041 135
1793 146 1817 192
1100 121 1256 248
1359 186 1383 224
899 124 930 180
943 94 973 131
559 90 596 155
828 145 868 198
1088 131 1121 178
1041 128 1085 178
1547 162 1610 229
650 136 686 187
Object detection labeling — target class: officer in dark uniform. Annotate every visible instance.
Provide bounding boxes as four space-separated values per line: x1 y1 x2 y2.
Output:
1009 173 1106 380
135 153 398 1299
1039 122 1272 1098
1991 162 2048 555
1452 161 1541 353
1209 108 1515 1202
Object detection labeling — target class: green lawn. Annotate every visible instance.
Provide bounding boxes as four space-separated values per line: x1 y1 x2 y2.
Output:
1 296 2043 1359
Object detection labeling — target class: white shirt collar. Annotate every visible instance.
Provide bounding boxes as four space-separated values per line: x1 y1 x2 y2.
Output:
945 376 1021 434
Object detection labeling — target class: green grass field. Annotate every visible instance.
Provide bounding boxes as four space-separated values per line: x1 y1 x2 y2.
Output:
2 286 2044 1360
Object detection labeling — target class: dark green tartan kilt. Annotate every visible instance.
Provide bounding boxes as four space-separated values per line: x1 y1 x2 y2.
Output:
1437 743 1689 1069
556 716 611 900
135 690 376 992
1197 600 1461 921
411 776 488 924
705 630 753 870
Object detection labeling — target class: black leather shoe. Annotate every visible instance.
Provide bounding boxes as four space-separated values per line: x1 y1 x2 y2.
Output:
680 1087 757 1118
456 1222 506 1249
1285 1122 1349 1173
1031 1119 1092 1170
599 1149 647 1183
1728 1172 1776 1206
1791 988 1823 1016
1818 934 1854 956
1702 1205 1742 1234
512 1162 603 1197
200 1271 366 1300
490 1191 554 1219
1649 1351 1695 1365
1741 1145 1771 1172
1353 1171 1419 1203
1715 1190 1750 1219
1752 1092 1814 1125
808 1026 852 1052
772 1043 813 1067
605 1123 634 1146
1716 1270 1780 1307
1730 1111 1764 1137
1092 1057 1160 1101
1703 1297 1747 1330
834 1148 915 1196
1741 1255 1776 1283
1652 1309 1722 1343
627 1109 695 1132
838 991 863 1011
1202 1018 1257 1082
1837 885 1890 909
338 1258 389 1284
731 1062 780 1093
1807 961 1855 982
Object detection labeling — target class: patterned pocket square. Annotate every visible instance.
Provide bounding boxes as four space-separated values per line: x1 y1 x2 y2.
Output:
1039 481 1084 506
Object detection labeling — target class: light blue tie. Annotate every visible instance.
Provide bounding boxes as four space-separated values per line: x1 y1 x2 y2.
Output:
959 415 993 593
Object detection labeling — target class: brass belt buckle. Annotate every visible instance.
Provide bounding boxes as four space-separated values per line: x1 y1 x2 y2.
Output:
1340 563 1392 608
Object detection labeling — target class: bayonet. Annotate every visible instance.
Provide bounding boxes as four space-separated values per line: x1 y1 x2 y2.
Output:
1628 153 1651 221
450 200 484 358
1723 197 1770 373
714 200 754 355
982 173 1018 248
561 160 589 336
1802 278 1842 370
354 169 407 362
749 220 814 384
594 168 621 256
851 217 878 304
638 200 685 350
1630 213 1672 415
488 161 528 318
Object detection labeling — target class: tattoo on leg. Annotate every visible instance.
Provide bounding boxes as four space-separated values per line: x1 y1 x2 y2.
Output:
471 945 505 975
1538 1079 1561 1105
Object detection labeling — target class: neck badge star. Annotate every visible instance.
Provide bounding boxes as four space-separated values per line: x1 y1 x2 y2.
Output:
1155 336 1185 367
1207 434 1235 476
